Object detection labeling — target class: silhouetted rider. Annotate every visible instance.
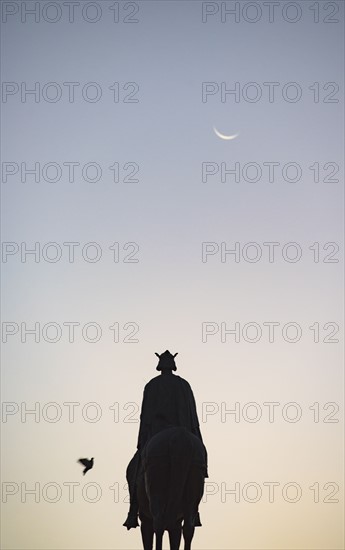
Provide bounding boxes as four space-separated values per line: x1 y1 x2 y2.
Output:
137 351 204 450
123 350 207 530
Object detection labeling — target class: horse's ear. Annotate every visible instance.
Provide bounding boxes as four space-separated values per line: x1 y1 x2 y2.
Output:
155 352 160 358
173 353 178 358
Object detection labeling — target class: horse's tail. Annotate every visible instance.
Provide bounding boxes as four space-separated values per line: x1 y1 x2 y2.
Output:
164 428 194 528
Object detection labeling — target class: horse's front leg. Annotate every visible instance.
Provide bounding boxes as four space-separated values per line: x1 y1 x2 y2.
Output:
182 520 195 550
140 516 154 550
155 529 164 550
168 519 183 550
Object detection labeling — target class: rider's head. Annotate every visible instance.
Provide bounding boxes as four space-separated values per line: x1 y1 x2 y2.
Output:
155 350 178 372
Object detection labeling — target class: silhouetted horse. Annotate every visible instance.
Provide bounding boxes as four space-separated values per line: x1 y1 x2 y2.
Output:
127 427 206 550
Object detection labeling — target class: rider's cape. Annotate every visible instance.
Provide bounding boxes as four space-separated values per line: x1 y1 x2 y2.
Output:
137 374 202 451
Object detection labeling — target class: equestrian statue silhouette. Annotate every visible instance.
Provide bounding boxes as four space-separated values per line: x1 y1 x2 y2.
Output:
123 350 208 550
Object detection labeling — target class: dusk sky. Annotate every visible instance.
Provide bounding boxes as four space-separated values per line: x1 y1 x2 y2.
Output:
1 1 344 549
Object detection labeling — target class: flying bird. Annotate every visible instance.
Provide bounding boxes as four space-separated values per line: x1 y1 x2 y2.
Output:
78 457 94 475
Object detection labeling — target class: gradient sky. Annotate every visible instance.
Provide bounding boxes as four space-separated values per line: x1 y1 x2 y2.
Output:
1 1 344 549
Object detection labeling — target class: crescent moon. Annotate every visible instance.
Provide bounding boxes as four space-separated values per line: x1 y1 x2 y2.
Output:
213 127 238 140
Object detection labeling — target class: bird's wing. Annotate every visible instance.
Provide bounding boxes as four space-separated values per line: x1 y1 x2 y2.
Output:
78 458 89 467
